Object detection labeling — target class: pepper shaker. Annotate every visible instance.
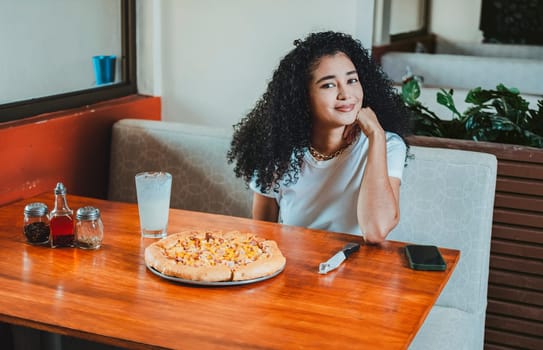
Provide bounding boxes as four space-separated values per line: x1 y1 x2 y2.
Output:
23 202 50 245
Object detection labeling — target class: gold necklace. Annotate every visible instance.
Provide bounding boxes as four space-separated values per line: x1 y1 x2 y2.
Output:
309 135 358 161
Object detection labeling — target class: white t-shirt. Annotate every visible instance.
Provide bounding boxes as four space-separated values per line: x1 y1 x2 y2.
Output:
250 132 407 236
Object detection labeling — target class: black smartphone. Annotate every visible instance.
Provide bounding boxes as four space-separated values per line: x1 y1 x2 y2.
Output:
405 244 447 271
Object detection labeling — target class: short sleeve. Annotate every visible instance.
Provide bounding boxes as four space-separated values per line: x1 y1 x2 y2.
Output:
386 133 407 181
249 176 277 199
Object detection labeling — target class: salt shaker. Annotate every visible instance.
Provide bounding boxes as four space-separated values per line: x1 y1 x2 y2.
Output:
23 202 50 245
75 206 104 249
50 182 74 248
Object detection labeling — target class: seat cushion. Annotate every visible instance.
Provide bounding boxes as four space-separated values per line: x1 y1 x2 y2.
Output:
410 306 484 350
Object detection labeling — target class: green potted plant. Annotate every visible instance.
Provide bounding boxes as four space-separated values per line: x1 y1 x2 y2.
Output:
401 79 543 148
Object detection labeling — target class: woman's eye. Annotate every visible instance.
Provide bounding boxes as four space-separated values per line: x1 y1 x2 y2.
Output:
320 82 336 89
347 78 359 84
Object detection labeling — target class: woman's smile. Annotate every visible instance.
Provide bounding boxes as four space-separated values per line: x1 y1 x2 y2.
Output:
335 103 356 113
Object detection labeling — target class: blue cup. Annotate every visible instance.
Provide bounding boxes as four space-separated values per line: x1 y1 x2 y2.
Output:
92 55 116 85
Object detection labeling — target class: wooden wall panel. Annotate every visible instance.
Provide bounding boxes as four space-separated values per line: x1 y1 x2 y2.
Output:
492 240 543 260
489 269 543 290
486 314 543 338
492 224 543 244
485 329 542 349
0 95 161 206
496 177 543 196
494 193 543 212
493 209 543 229
490 255 543 276
499 160 543 179
487 285 543 307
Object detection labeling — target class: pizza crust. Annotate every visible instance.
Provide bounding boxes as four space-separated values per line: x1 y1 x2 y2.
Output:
233 241 286 281
145 244 233 281
144 230 286 282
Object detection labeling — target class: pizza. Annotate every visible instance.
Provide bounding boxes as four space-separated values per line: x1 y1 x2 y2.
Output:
144 230 286 282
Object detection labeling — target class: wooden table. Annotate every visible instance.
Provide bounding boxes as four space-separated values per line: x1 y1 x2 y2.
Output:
0 193 459 349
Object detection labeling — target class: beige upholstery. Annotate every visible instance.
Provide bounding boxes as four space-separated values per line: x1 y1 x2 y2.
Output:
108 119 497 349
108 119 252 218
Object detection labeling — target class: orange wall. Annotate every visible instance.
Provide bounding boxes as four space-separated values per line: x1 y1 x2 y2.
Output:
0 95 161 206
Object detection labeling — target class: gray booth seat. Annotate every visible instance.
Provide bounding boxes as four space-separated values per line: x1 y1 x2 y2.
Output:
389 146 497 349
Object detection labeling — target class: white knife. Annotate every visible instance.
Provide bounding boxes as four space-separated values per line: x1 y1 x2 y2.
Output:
318 242 361 274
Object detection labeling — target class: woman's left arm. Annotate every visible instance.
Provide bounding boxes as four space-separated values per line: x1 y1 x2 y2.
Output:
354 107 401 244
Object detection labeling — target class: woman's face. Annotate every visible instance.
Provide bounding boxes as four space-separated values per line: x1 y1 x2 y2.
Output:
308 52 363 129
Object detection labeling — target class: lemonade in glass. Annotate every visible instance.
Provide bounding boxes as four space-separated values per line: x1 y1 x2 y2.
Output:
135 172 172 238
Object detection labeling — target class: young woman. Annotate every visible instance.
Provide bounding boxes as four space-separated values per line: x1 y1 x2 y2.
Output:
227 31 410 243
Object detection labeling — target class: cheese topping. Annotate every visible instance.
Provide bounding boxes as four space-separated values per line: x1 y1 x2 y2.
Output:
163 231 270 268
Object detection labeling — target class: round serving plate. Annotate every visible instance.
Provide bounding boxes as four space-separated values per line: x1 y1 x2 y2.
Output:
146 263 285 286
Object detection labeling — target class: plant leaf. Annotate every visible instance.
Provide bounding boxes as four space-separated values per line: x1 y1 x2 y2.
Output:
401 79 420 106
465 87 487 104
436 89 462 119
496 83 520 95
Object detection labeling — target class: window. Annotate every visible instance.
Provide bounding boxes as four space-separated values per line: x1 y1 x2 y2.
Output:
0 0 136 123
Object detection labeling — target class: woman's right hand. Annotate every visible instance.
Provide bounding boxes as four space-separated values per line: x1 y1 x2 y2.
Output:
356 107 385 139
343 106 384 143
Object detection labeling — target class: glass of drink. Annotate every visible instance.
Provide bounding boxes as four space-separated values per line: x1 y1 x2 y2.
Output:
135 171 172 238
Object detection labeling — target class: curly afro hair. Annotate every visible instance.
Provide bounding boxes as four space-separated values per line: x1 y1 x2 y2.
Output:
227 31 411 193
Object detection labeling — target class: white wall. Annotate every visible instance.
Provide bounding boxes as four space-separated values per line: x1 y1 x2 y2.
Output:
429 0 483 43
138 0 374 128
389 0 426 35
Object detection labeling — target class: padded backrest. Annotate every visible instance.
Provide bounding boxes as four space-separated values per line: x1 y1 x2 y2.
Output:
381 51 543 95
435 39 543 60
388 146 497 315
108 119 252 218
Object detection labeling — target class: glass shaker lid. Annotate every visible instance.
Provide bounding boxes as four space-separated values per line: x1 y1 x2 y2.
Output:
24 202 49 216
76 206 101 220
